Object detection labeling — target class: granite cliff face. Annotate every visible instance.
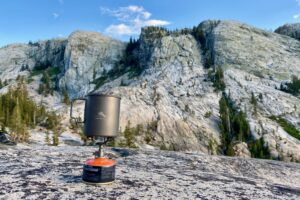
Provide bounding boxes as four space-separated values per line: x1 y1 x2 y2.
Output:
59 31 125 97
201 20 300 161
0 20 300 161
102 33 220 152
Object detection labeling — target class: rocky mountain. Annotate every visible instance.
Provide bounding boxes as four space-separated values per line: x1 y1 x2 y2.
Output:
0 20 300 162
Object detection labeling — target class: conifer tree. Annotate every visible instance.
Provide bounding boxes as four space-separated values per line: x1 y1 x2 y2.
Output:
52 129 59 146
0 79 60 142
62 89 70 105
3 80 8 86
45 131 50 145
250 92 257 115
123 121 136 148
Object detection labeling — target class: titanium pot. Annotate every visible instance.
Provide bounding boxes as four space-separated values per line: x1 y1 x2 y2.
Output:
70 93 121 138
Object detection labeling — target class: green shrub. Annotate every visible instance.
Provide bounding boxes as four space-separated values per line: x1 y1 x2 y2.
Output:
29 68 44 77
209 68 226 91
94 38 141 89
27 77 34 84
184 104 190 112
106 137 117 147
62 89 70 105
160 143 169 151
46 111 60 130
219 93 272 159
219 93 268 159
52 128 59 146
30 64 60 77
204 55 214 68
93 76 107 89
47 67 61 77
113 120 159 148
123 121 138 148
0 79 60 142
144 131 152 144
259 93 263 101
119 79 127 86
252 70 264 79
248 138 271 159
31 66 61 96
191 24 214 68
45 131 50 145
0 79 8 89
191 26 206 49
204 111 212 118
269 115 300 140
147 120 158 131
39 71 53 95
280 75 300 96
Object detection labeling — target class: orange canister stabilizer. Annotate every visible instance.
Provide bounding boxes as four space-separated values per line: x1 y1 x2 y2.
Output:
85 157 116 167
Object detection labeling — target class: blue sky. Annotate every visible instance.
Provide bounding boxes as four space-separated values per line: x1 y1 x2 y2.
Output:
0 0 300 47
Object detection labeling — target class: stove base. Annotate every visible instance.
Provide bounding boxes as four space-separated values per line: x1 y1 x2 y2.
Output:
82 158 116 184
82 180 115 185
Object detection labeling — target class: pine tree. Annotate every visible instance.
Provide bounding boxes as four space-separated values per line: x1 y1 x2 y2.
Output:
52 129 59 146
248 137 270 159
62 89 70 105
92 67 96 80
219 93 252 155
46 111 60 130
212 68 226 91
123 121 136 148
279 75 300 96
3 80 8 86
79 130 87 145
10 98 28 142
0 79 60 143
250 92 257 115
38 83 45 95
39 71 52 96
45 131 50 145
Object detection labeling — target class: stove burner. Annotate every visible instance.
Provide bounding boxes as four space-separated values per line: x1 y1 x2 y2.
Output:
82 137 116 184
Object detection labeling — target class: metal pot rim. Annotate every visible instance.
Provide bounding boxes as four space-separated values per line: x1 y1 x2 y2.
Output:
87 93 121 99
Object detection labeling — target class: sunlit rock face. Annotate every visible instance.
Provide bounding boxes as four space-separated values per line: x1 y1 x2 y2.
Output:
0 20 300 161
59 31 125 98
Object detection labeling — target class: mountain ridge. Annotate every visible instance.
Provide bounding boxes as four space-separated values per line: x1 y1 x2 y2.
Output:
0 20 300 162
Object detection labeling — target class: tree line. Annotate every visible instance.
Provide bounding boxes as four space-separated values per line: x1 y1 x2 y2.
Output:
0 77 60 143
279 75 300 96
93 38 142 89
219 93 271 159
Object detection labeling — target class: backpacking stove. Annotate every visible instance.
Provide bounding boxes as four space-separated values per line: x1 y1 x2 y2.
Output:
82 137 116 184
70 94 121 184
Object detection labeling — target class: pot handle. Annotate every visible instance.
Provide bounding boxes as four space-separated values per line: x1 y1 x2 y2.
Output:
70 98 86 124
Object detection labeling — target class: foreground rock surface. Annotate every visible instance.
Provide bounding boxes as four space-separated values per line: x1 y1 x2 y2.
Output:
0 144 299 200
